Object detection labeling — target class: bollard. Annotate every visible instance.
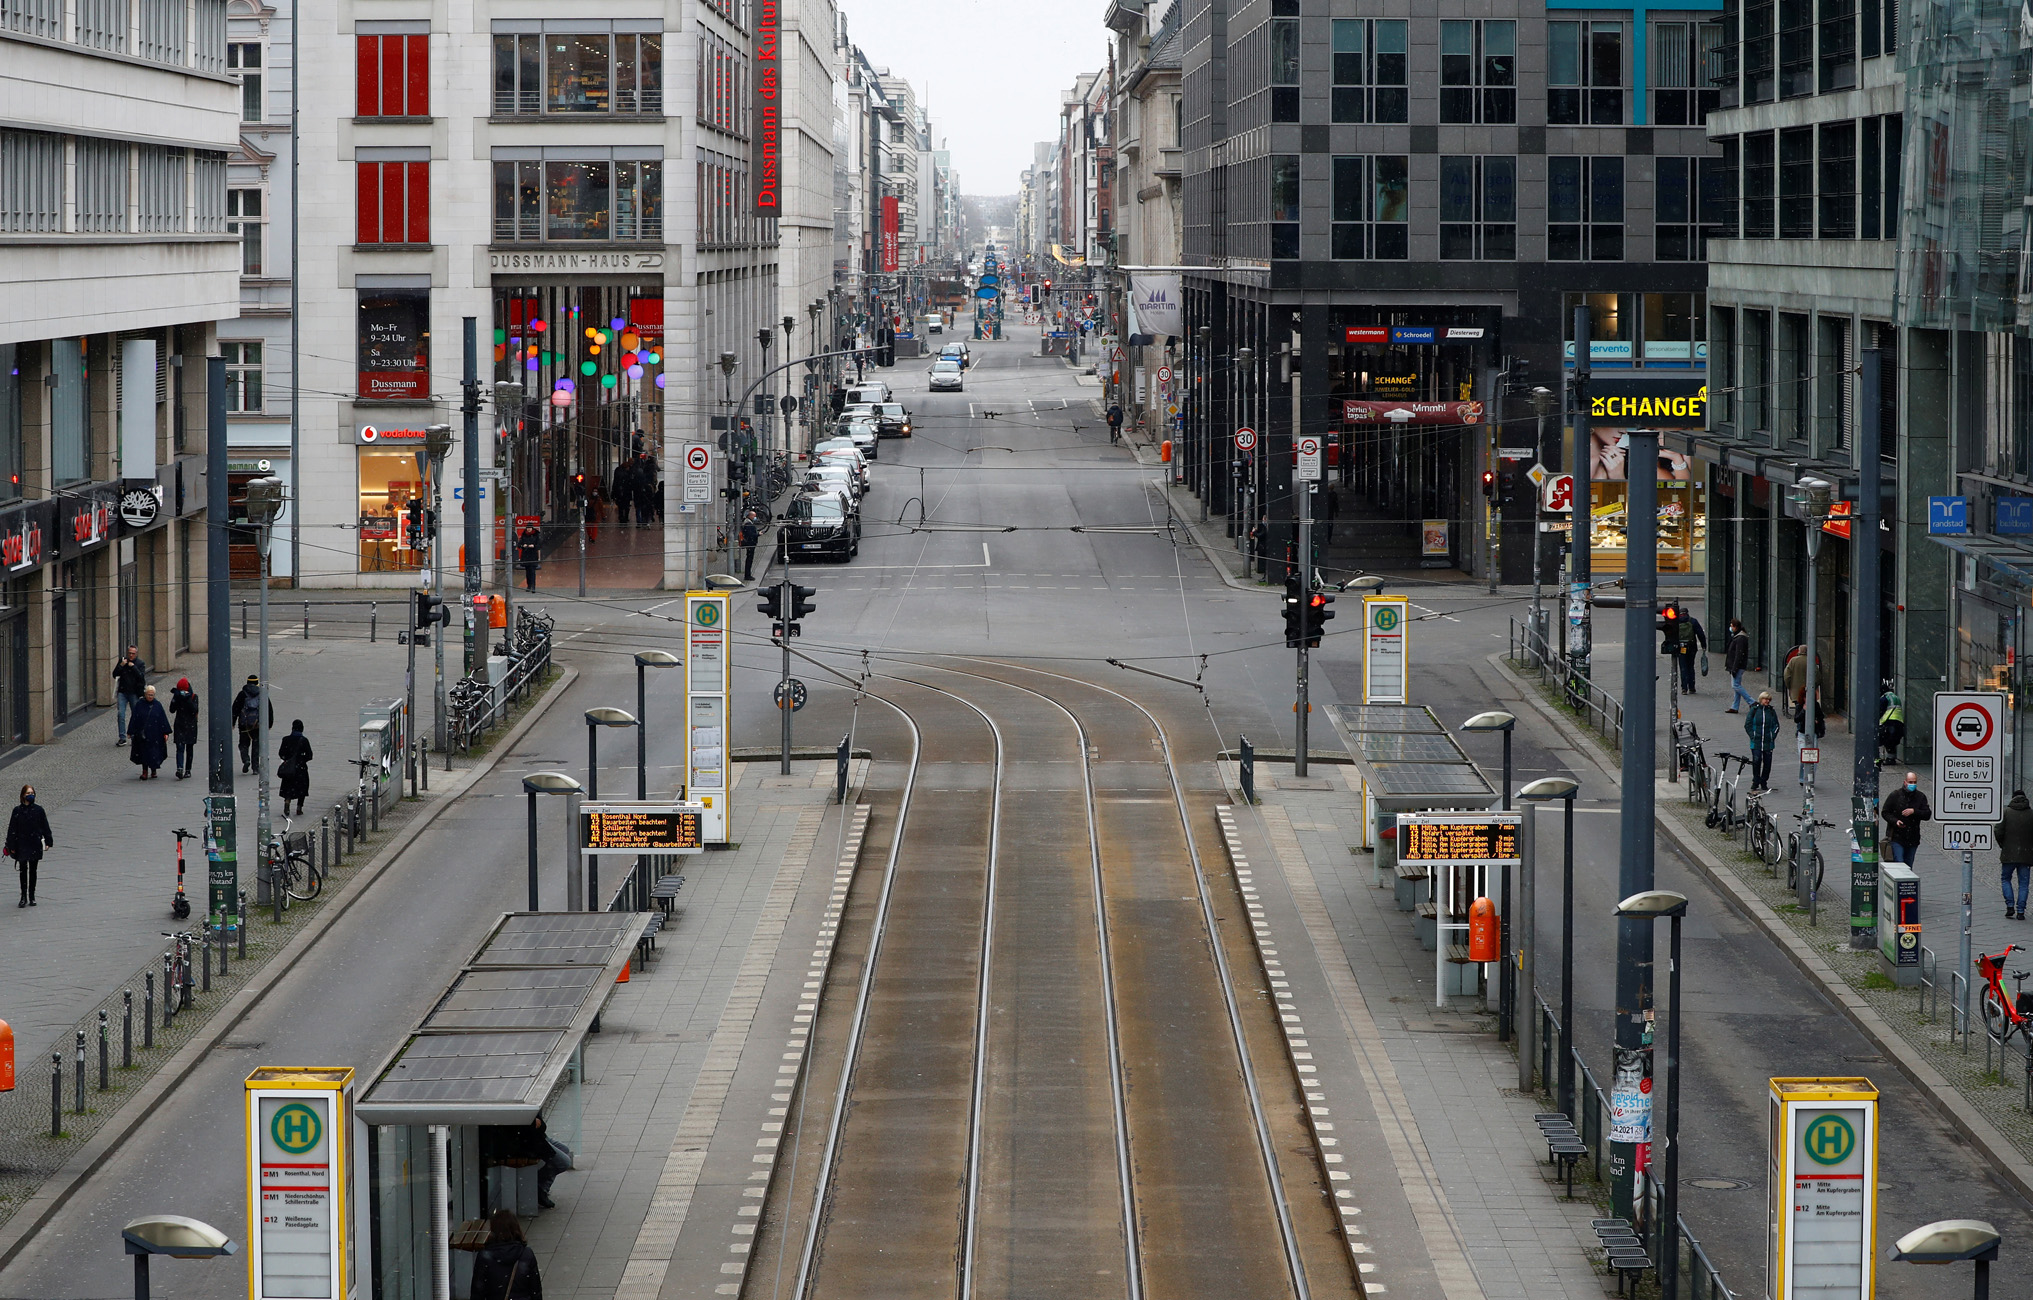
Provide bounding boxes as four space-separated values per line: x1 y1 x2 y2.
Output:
218 916 229 977
121 990 132 1068
272 860 283 923
201 924 213 993
422 739 431 790
241 600 248 640
50 1054 59 1137
143 974 154 1049
181 938 196 1007
97 1009 108 1090
74 1028 84 1113
321 815 330 871
162 954 175 1028
303 600 310 640
341 799 353 856
370 601 377 642
372 782 381 832
238 889 249 959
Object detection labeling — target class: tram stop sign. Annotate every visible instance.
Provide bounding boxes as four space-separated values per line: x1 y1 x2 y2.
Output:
1933 691 2006 822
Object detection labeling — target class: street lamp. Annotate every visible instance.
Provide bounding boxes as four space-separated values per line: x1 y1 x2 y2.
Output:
1463 710 1518 1040
1892 1220 2001 1299
1791 476 1834 917
493 382 526 640
244 475 286 904
584 708 638 911
1521 775 1581 1117
633 652 681 801
1234 345 1256 552
123 1215 235 1299
422 423 455 754
1616 888 1690 1299
522 772 582 911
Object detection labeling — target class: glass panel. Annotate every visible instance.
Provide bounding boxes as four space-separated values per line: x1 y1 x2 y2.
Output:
1373 156 1408 223
1331 155 1363 222
546 161 612 240
1270 156 1300 222
1657 157 1690 222
1332 223 1364 259
1484 157 1516 221
1549 21 1580 83
1332 18 1362 58
51 338 86 484
1548 156 1582 222
1591 157 1624 223
1271 19 1299 83
1439 156 1475 222
546 34 610 114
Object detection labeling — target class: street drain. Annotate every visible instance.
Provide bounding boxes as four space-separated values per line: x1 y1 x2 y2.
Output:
1687 1177 1751 1190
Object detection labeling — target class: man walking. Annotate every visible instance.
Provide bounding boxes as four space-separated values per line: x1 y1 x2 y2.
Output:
2000 790 2033 920
515 524 542 593
739 508 762 582
112 644 146 745
1881 772 1932 866
1663 601 1707 693
1105 402 1124 445
232 674 271 775
1724 618 1754 713
1743 689 1782 791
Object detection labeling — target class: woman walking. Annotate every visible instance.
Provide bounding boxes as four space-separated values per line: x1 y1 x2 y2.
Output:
169 677 200 779
6 785 52 906
278 720 313 816
127 684 172 779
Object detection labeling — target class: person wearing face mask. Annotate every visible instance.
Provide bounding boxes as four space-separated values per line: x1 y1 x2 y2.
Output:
1998 790 2033 920
1880 772 1932 866
5 785 52 906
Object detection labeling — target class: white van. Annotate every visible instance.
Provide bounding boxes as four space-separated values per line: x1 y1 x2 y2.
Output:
922 313 944 335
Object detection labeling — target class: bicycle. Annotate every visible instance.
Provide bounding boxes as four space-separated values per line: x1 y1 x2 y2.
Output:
1743 786 1783 867
264 815 321 904
1707 753 1750 832
159 928 207 1011
1785 815 1836 892
1672 721 1707 801
1978 944 2033 1053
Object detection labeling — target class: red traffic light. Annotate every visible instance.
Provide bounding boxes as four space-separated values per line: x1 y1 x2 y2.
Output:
1480 470 1496 496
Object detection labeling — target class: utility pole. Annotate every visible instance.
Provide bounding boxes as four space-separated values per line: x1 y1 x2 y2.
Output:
1529 386 1556 648
1569 308 1593 696
1850 349 1885 950
1795 478 1835 918
1611 429 1659 1220
1291 340 1312 778
423 425 453 753
461 319 481 675
204 357 237 940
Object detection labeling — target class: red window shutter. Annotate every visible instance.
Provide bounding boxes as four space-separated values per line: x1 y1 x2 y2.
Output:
405 35 429 116
357 162 381 242
357 35 380 117
406 161 430 244
381 162 405 244
383 37 406 117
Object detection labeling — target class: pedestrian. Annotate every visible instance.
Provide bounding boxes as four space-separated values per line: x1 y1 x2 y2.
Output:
168 676 200 779
278 719 313 816
111 643 146 746
1723 619 1754 713
1881 772 1933 866
1877 691 1906 767
127 684 171 779
1743 689 1782 791
635 454 658 526
609 460 634 529
1106 401 1124 444
232 674 271 774
2000 790 2033 920
5 785 51 907
516 525 542 592
739 509 761 582
1320 486 1340 547
1783 645 1827 737
469 1209 543 1300
1663 601 1707 693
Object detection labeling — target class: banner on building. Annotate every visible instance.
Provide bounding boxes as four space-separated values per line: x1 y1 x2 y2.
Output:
1343 400 1484 425
1129 274 1183 340
1049 243 1087 266
752 0 780 214
357 288 431 401
880 196 899 272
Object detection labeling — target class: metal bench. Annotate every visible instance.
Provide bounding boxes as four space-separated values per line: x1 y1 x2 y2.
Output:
1548 1140 1588 1198
650 874 687 915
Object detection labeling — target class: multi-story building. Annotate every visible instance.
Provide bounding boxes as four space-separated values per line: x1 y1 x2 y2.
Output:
1108 0 1186 442
776 0 842 442
1172 0 1719 580
0 0 236 748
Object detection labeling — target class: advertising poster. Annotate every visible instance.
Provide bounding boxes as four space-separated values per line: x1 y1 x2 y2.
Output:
357 289 430 400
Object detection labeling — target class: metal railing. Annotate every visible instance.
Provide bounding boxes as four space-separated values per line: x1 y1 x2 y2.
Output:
239 598 391 642
1510 618 1625 752
449 618 553 755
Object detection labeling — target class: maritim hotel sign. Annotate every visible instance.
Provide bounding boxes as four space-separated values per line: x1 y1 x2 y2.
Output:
752 0 781 214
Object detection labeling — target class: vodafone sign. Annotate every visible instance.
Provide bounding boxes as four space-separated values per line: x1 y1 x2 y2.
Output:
355 425 431 445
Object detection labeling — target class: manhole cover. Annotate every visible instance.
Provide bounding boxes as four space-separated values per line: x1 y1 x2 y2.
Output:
1687 1177 1751 1191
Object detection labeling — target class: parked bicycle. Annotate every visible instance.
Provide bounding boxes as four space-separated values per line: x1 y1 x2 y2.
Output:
1743 785 1783 866
159 928 207 1011
1785 815 1837 892
1979 944 2033 1055
264 814 321 905
1673 720 1707 800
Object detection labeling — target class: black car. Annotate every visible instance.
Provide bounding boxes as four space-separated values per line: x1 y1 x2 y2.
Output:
875 403 912 438
782 490 860 562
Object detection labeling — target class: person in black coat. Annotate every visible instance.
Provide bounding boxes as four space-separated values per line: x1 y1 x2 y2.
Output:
127 684 172 779
516 527 542 592
278 720 313 816
468 1210 542 1300
6 785 52 906
169 677 200 779
232 675 272 774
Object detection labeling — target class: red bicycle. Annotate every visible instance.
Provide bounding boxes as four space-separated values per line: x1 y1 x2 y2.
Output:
1977 944 2033 1049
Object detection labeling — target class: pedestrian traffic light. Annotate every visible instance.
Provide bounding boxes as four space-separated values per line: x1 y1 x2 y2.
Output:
412 590 448 630
1304 591 1335 647
1282 575 1305 648
1480 469 1496 498
877 329 895 368
1659 602 1682 651
758 585 783 620
790 585 818 620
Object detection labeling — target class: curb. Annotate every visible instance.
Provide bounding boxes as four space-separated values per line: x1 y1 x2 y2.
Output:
1484 651 2033 1208
1141 477 1268 596
0 664 582 1271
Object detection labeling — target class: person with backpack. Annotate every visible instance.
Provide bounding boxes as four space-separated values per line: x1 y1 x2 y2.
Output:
232 675 272 774
278 720 313 816
168 677 200 779
1105 402 1124 444
1877 691 1906 767
469 1210 543 1300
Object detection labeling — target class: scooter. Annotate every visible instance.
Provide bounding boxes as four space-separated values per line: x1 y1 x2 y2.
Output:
170 827 197 920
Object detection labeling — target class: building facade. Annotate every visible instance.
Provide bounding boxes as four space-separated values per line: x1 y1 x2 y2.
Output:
0 0 236 748
1108 0 1186 443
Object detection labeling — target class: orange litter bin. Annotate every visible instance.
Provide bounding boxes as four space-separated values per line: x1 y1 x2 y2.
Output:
1467 897 1500 962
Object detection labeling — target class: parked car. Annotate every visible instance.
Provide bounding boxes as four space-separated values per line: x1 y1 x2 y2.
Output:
839 418 881 459
845 382 890 406
804 462 863 505
928 359 964 392
840 402 881 424
812 441 870 490
874 403 913 438
782 489 860 561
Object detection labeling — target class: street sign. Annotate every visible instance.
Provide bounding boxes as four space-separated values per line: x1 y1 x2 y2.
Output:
1542 473 1574 513
1943 824 1995 851
246 1067 354 1300
1928 496 1969 534
1767 1077 1879 1300
684 594 731 843
1296 435 1322 482
1361 595 1409 704
682 443 713 504
1234 426 1257 452
1933 691 2005 822
1157 366 1173 383
579 802 706 854
1524 462 1548 487
774 678 808 712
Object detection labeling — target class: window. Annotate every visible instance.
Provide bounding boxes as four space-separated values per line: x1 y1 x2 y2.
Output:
698 31 744 132
1743 0 1776 100
1742 310 1770 434
548 35 610 113
492 28 660 117
1860 114 1901 239
195 150 225 231
136 0 181 64
358 288 430 401
492 157 662 242
1710 309 1737 425
137 146 184 233
1819 0 1857 91
1652 22 1722 124
227 188 263 272
1778 0 1813 96
222 341 262 412
1548 155 1624 260
76 0 126 53
1816 315 1851 453
1777 312 1809 443
1548 21 1623 125
357 159 430 245
229 42 262 121
1330 20 1407 124
0 345 19 503
495 33 540 114
1779 126 1813 238
1330 155 1408 260
1564 293 1631 360
0 130 59 233
1441 21 1516 123
1818 121 1855 238
1862 0 1898 58
3 0 62 40
1269 155 1299 259
1645 293 1706 362
1707 137 1740 238
358 32 428 118
1271 19 1299 123
75 137 127 234
1439 156 1516 260
51 337 88 484
1743 131 1775 237
1654 157 1718 260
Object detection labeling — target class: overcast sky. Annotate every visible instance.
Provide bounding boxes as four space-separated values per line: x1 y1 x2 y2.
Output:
838 0 1111 195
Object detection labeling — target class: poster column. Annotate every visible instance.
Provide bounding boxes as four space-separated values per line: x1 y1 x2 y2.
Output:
683 593 731 843
245 1066 355 1300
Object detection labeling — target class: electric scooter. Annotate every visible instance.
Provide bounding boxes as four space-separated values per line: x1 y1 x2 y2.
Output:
170 827 197 920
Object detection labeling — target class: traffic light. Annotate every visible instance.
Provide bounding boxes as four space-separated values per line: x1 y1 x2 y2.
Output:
404 499 426 548
758 585 783 620
1658 602 1682 652
1304 591 1335 647
1480 469 1497 498
412 590 447 630
1282 575 1305 648
570 471 587 501
1043 278 1052 294
877 329 895 368
790 585 818 620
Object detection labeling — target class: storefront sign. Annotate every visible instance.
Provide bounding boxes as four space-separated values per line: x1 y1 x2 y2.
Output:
484 250 665 273
1588 385 1708 424
1822 500 1853 539
1345 327 1389 343
881 196 900 273
0 501 52 574
118 487 161 530
245 1067 355 1300
356 425 431 445
1343 400 1484 426
752 0 781 213
357 288 430 401
1928 496 1968 534
1565 340 1636 361
1997 497 2033 535
1344 326 1484 344
61 487 117 556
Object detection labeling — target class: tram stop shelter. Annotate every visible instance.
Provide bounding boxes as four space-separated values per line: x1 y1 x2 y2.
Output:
354 910 650 1298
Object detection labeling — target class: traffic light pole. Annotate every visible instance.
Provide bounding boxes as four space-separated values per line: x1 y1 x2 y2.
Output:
1295 482 1311 778
780 539 794 776
462 318 481 676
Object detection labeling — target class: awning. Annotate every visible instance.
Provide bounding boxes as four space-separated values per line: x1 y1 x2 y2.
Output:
1659 430 1855 488
1926 532 2033 591
1325 704 1497 808
357 911 650 1127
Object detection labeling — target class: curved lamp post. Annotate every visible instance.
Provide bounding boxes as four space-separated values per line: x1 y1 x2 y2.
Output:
123 1215 235 1299
244 475 286 906
584 708 639 911
522 772 582 910
1617 889 1690 1298
1892 1220 2001 1300
1463 710 1518 1038
1522 775 1581 1116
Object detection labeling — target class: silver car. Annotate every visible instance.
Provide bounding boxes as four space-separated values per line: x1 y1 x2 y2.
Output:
928 359 964 392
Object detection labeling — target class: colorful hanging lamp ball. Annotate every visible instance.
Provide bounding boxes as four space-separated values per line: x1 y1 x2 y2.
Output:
626 364 644 380
645 351 660 365
530 319 546 332
557 377 575 392
494 345 507 362
525 356 540 371
540 350 552 365
584 327 598 340
588 344 601 356
493 329 507 345
581 361 598 376
620 332 640 351
551 390 572 406
620 352 637 368
654 374 667 389
610 316 626 330
600 373 618 389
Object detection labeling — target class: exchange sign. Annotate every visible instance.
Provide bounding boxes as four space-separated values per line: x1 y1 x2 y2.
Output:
579 802 706 854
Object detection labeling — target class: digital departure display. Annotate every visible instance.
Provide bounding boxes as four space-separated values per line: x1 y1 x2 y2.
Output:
1397 815 1522 864
578 804 705 854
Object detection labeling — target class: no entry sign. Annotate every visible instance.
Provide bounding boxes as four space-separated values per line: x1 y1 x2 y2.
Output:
1934 691 2005 822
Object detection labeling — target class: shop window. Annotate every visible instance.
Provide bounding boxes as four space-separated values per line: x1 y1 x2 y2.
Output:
1819 0 1857 91
1644 292 1706 363
492 158 662 243
1439 156 1516 260
1585 438 1707 576
229 41 262 122
358 452 432 572
228 188 263 273
1270 155 1299 259
358 160 430 246
1743 0 1776 101
1742 310 1771 435
357 32 428 118
1564 293 1633 363
1549 156 1623 261
1548 20 1623 125
1441 21 1516 124
51 337 88 484
223 341 263 412
358 288 430 401
1330 155 1408 260
1270 19 1299 123
1330 20 1408 124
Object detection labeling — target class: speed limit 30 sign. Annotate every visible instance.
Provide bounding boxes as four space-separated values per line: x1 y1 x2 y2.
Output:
1934 691 2005 822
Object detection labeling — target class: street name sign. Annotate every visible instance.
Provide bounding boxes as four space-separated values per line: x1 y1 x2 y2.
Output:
1933 691 2005 822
